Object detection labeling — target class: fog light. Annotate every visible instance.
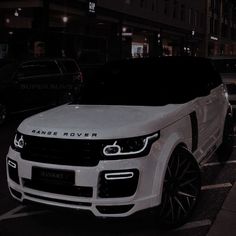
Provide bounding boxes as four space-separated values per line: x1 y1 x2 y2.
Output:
7 158 19 184
105 172 134 180
98 169 139 198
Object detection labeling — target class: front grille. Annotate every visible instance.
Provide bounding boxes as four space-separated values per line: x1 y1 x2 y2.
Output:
22 178 93 197
20 135 107 166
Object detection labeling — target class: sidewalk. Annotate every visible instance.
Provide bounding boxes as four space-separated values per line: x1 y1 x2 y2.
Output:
207 182 236 236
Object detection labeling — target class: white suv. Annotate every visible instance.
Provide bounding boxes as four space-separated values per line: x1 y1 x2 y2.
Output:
6 57 233 227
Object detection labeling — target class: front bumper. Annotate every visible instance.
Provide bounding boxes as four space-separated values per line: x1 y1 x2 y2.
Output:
6 146 162 217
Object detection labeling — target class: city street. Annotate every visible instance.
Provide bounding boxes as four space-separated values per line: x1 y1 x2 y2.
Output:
0 0 236 235
0 113 236 236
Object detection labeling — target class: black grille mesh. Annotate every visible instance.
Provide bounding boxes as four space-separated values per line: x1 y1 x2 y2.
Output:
21 135 108 166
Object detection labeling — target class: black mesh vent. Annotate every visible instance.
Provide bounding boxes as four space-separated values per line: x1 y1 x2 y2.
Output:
96 205 134 214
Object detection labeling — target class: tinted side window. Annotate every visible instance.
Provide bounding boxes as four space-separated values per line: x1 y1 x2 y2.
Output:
16 61 60 78
60 60 79 74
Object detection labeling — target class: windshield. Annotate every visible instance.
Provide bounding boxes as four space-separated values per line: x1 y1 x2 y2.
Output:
75 57 220 106
213 59 236 73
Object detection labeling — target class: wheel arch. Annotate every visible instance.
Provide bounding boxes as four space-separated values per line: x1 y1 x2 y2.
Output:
151 135 196 207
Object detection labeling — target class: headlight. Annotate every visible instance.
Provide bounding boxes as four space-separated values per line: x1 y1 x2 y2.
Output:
13 132 25 151
103 132 159 158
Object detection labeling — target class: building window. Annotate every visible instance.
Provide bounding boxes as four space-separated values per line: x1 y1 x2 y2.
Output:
221 23 228 38
151 0 158 11
125 0 132 4
214 19 219 35
140 0 144 8
189 8 196 26
210 0 215 10
164 0 170 15
180 4 185 21
151 1 154 11
195 10 200 27
232 27 236 40
210 17 214 34
173 0 178 19
215 0 220 15
189 8 194 25
140 0 147 8
200 13 204 28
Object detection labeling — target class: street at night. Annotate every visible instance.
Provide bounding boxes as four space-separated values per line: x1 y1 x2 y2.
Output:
0 0 236 235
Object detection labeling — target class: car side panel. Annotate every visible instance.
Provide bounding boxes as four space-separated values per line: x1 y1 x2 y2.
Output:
194 85 227 160
151 115 192 206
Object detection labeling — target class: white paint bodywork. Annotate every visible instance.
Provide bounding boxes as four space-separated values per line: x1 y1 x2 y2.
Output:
18 103 190 139
6 85 229 217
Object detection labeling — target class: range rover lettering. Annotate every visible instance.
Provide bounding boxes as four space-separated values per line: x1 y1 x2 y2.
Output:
6 57 233 228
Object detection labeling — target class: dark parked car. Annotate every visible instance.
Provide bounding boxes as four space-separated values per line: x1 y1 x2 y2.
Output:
0 58 83 124
211 56 236 111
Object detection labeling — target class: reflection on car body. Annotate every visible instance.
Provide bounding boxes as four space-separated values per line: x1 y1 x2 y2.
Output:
0 58 83 124
6 57 233 228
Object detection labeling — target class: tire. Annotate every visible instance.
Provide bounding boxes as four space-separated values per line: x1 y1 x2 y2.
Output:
156 147 201 228
0 104 7 125
217 113 234 162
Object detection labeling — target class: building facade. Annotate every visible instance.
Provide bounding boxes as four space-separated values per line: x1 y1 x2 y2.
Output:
98 0 206 58
206 0 236 56
0 0 234 63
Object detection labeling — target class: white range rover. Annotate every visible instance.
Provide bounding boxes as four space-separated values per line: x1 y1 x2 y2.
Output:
6 57 233 227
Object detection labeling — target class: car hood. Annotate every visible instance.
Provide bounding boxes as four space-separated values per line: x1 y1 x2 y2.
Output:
18 103 191 139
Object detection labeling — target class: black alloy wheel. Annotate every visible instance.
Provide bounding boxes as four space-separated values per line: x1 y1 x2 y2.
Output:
0 104 7 125
157 147 201 228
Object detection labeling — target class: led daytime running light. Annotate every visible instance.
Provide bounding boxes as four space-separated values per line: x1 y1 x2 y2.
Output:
103 133 159 156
